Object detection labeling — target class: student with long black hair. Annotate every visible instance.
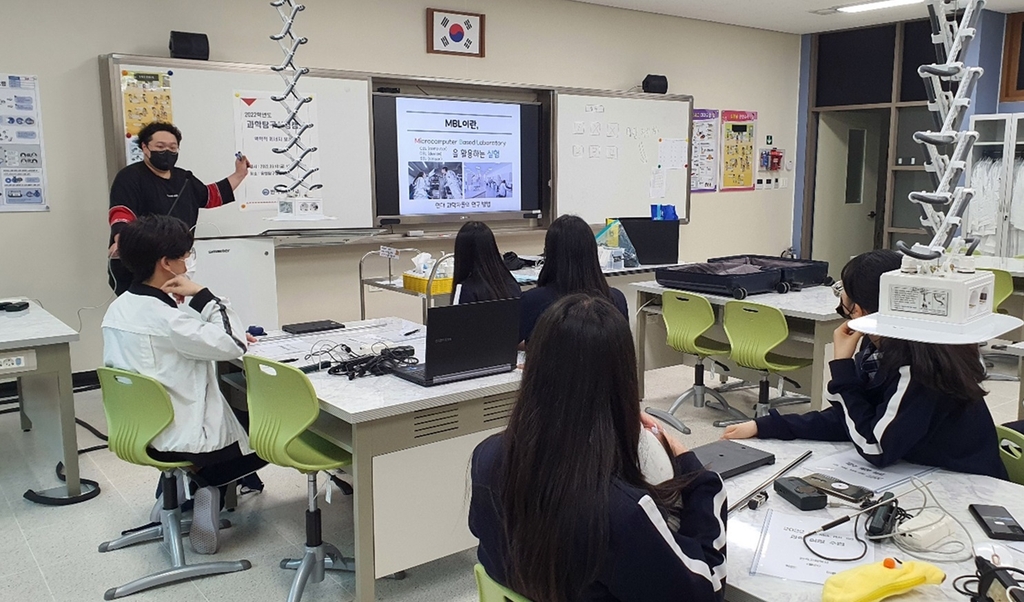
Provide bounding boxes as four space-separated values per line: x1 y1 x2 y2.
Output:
724 250 1007 479
519 214 628 343
450 221 521 305
470 294 727 602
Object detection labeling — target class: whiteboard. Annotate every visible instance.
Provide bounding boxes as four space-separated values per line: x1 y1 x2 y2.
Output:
105 56 374 237
555 91 692 225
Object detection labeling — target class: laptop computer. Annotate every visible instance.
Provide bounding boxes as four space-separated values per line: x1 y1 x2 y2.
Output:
691 440 775 479
391 298 521 387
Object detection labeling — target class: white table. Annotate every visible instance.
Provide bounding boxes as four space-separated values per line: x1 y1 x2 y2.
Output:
241 318 521 602
630 282 843 408
359 262 679 322
0 301 97 503
725 439 1024 602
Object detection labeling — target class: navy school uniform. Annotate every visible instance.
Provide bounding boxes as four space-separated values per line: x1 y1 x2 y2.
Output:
453 272 522 305
469 434 728 602
754 358 1008 480
519 286 628 343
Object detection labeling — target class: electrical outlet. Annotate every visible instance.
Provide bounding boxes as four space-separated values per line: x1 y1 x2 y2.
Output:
0 350 35 375
0 356 25 369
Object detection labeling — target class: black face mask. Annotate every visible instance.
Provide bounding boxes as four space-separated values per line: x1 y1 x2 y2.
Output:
147 149 178 171
836 303 853 320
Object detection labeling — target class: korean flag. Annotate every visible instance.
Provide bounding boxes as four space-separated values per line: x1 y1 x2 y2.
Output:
430 10 483 56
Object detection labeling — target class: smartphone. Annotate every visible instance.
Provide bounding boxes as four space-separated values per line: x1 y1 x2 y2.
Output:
969 504 1024 542
803 473 873 504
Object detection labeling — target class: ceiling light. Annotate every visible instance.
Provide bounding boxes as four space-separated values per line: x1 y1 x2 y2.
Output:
836 0 924 13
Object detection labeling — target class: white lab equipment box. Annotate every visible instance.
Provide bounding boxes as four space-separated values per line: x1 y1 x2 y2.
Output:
192 238 278 330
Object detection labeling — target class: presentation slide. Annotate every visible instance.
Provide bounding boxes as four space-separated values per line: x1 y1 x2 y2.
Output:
395 97 521 216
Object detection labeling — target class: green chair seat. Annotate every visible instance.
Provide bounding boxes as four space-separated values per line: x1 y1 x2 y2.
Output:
723 300 810 373
475 564 531 602
243 355 351 472
285 430 352 474
997 425 1024 485
97 367 192 472
764 352 813 373
693 335 731 357
662 291 730 358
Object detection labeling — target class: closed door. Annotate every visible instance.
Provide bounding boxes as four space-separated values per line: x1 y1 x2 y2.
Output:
811 110 888 278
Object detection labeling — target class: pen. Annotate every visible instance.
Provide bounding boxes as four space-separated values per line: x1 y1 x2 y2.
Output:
281 358 298 363
403 328 420 336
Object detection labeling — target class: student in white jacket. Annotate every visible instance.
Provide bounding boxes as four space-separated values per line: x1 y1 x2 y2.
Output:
102 215 266 554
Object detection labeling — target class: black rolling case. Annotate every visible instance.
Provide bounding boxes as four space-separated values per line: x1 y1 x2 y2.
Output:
708 255 832 293
655 262 782 300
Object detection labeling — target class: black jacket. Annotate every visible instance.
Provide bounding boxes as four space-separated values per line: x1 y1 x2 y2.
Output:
469 434 728 601
755 358 1008 479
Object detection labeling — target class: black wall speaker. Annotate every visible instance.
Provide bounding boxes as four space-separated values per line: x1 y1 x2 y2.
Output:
169 31 210 61
642 74 669 94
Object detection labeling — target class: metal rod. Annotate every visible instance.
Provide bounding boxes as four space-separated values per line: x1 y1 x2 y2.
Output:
728 450 813 515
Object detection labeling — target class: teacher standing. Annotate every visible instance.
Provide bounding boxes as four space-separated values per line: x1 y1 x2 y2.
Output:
107 122 250 295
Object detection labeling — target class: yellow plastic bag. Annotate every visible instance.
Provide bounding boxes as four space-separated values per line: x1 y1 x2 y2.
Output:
821 559 944 602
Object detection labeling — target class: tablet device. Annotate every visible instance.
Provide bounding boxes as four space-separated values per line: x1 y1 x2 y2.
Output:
691 440 775 479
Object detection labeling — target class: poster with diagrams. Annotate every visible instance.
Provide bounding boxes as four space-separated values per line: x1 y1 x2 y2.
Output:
721 110 756 192
0 74 48 213
121 70 173 164
691 109 719 192
233 91 322 212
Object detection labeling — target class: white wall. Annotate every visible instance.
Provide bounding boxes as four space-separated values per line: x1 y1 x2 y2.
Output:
0 0 801 372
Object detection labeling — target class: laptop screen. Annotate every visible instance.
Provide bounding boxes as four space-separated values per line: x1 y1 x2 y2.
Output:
424 298 521 378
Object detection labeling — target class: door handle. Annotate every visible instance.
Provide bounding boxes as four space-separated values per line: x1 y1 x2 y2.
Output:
867 211 878 219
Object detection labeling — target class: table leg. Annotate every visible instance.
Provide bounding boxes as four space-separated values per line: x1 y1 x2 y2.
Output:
17 377 32 432
636 291 649 401
351 422 376 602
809 321 837 412
18 343 99 504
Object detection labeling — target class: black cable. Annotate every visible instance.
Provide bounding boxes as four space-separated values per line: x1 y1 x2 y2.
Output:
954 565 1024 601
802 514 868 562
327 345 417 380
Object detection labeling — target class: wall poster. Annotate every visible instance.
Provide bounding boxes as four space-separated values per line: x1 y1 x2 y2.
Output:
721 110 757 192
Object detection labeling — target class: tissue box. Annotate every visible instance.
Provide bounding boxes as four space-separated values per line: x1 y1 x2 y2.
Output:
403 271 453 295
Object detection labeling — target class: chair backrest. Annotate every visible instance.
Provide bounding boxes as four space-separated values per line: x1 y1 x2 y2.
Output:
723 300 789 370
997 425 1024 485
243 355 321 467
661 290 717 356
96 367 188 470
475 564 531 602
978 268 1013 311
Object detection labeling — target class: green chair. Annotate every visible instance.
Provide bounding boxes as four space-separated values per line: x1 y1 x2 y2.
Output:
645 291 751 433
244 356 355 602
997 425 1024 485
475 564 531 602
979 268 1019 382
723 301 813 418
96 368 251 600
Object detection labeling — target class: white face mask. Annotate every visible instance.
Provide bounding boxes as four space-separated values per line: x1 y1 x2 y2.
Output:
170 252 196 280
184 253 196 280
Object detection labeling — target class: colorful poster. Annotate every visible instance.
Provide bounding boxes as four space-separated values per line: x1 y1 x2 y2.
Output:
691 109 719 193
0 74 48 213
721 110 757 192
232 91 322 212
120 70 173 165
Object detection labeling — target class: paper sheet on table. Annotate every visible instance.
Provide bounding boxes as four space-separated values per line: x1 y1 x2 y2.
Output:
799 449 936 493
649 167 667 199
750 510 875 585
658 138 688 170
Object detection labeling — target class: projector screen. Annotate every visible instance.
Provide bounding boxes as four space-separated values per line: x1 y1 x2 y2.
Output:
373 95 542 222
